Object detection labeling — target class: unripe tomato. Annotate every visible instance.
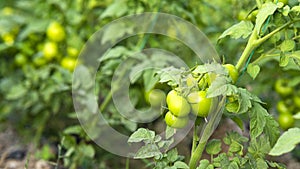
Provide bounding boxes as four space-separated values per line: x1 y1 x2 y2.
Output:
187 91 212 117
43 42 58 60
274 79 293 96
164 111 189 129
294 94 300 108
277 100 291 114
278 113 294 130
61 57 76 71
46 21 65 42
237 10 248 21
248 10 258 22
2 33 14 45
67 47 79 58
145 89 166 107
166 90 191 117
33 56 47 67
223 64 239 84
15 54 27 66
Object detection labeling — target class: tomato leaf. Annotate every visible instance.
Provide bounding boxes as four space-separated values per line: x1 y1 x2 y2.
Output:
269 128 300 156
218 21 253 40
279 52 289 67
174 161 189 169
128 128 155 143
249 103 267 139
255 2 278 35
134 143 162 159
206 139 222 155
280 40 295 52
247 64 260 79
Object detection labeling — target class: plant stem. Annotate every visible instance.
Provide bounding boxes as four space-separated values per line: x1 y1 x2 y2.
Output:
235 27 258 72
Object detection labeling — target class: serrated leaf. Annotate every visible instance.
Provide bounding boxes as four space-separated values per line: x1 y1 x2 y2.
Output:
206 139 222 155
280 40 295 52
247 64 260 79
269 128 300 156
128 128 155 143
249 103 267 139
134 143 162 159
197 159 210 169
219 21 253 40
174 161 189 169
279 53 289 67
263 115 280 147
167 149 178 162
255 3 278 35
256 158 268 169
166 126 176 139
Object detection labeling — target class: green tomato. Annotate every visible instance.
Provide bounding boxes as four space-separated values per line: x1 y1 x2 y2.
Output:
187 91 212 117
274 79 293 96
237 10 248 21
166 90 191 117
145 89 166 107
248 10 258 22
164 111 189 129
278 113 294 130
46 21 65 42
43 42 58 60
33 56 47 67
277 100 290 114
67 47 79 58
61 57 77 71
294 94 300 108
15 54 27 66
223 64 239 84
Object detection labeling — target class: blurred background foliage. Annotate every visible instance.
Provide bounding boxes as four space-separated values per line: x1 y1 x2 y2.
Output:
1 0 299 168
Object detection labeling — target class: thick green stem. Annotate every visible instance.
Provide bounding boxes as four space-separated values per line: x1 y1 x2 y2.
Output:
235 27 258 72
189 141 206 169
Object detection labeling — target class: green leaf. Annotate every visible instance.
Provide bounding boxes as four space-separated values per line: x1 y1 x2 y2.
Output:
174 161 189 169
134 143 162 159
263 115 280 147
294 112 300 119
256 158 268 169
280 40 295 52
291 5 300 15
128 128 155 143
63 125 82 135
249 103 267 139
6 84 27 100
247 64 260 79
167 149 178 162
197 159 210 169
100 0 128 19
143 69 159 92
255 2 278 35
206 139 222 155
229 140 243 154
219 21 253 40
158 67 185 87
282 5 291 16
279 52 289 67
78 144 95 158
269 128 300 156
166 126 176 139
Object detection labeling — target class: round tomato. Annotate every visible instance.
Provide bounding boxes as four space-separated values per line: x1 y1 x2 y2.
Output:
67 47 79 58
277 100 291 114
33 56 47 67
166 90 190 117
2 33 14 45
248 10 258 22
61 57 77 71
237 10 248 21
145 89 166 107
187 91 212 117
43 42 58 60
46 21 65 42
278 113 294 130
15 54 27 66
164 111 188 129
294 94 300 108
274 79 293 96
223 64 239 84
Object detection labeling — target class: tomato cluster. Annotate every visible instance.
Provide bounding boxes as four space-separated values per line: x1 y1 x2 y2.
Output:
4 20 79 71
162 64 239 129
274 78 299 130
